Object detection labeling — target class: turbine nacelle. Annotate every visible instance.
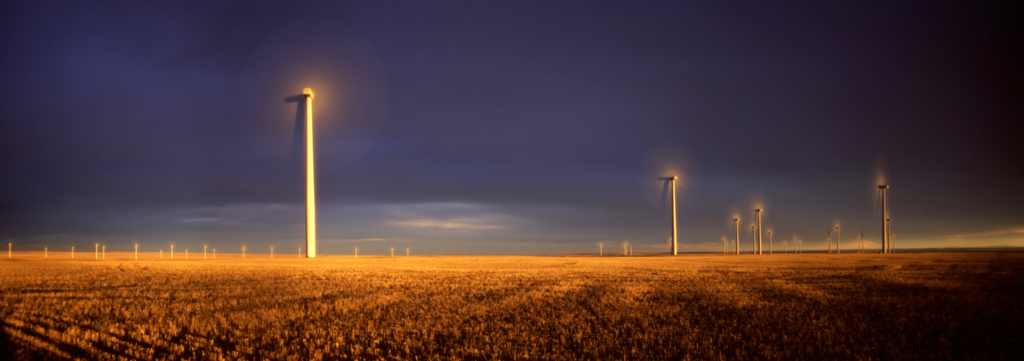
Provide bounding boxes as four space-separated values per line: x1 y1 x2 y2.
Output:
302 88 314 99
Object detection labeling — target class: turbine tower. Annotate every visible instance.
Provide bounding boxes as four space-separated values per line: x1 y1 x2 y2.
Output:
733 218 740 255
768 230 773 254
660 176 679 256
754 209 762 255
879 185 889 254
303 88 317 258
887 218 892 253
835 226 841 254
671 176 677 255
751 226 756 254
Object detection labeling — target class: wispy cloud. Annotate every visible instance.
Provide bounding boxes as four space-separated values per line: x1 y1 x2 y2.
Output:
323 238 393 242
178 217 225 223
946 227 1024 239
389 219 505 230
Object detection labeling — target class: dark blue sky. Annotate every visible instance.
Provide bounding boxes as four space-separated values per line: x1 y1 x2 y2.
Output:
1 1 1021 254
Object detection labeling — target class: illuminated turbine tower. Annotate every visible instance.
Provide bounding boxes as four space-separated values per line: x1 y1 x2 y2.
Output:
754 209 762 255
733 217 741 254
835 226 841 254
751 226 756 254
303 88 317 258
879 185 889 254
887 218 892 253
670 176 678 256
659 176 679 255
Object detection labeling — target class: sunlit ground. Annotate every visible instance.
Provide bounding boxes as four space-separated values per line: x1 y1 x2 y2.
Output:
2 252 1022 360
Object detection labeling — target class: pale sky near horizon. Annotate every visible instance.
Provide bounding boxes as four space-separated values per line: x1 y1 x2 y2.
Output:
1 1 1022 255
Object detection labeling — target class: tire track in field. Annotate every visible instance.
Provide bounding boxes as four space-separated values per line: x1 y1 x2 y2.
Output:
3 310 229 360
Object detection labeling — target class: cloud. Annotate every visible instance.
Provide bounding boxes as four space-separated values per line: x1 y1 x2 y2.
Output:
322 238 393 242
389 219 505 230
946 227 1024 239
178 217 226 223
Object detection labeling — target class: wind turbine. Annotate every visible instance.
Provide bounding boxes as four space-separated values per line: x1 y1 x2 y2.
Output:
768 230 773 255
303 88 317 258
887 219 893 253
658 176 679 255
835 226 841 254
751 226 756 254
879 185 889 254
733 218 740 255
754 209 762 255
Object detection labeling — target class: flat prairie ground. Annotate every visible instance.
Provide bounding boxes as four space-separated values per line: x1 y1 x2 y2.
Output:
1 252 1022 360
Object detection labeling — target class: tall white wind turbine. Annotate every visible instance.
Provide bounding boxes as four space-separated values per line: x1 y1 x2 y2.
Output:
303 88 317 258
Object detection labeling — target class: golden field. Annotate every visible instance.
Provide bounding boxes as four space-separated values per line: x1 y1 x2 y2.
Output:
1 251 1022 360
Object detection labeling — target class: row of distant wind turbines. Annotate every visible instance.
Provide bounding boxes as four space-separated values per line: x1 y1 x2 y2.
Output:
655 177 895 255
5 242 416 260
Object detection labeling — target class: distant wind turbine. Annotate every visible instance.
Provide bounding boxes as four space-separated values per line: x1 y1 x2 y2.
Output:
658 176 679 255
879 185 890 254
754 209 762 255
751 226 756 254
836 226 841 254
733 218 740 255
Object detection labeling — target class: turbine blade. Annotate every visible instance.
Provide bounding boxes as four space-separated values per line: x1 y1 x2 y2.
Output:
287 95 306 171
660 180 670 212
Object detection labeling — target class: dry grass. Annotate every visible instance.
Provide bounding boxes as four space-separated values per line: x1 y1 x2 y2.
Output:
2 251 1022 360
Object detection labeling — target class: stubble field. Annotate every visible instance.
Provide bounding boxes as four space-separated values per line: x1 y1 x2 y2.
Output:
1 251 1022 360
